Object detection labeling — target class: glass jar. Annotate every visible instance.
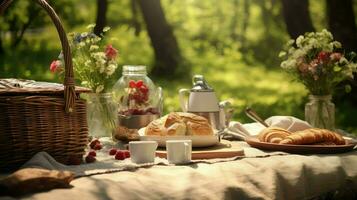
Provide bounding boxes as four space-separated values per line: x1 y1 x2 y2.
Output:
85 93 118 137
305 95 335 130
112 65 162 140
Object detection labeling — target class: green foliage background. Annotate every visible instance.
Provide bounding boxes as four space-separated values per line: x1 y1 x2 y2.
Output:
0 0 356 134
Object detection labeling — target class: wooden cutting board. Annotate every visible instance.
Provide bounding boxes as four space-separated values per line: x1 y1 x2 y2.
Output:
156 140 244 160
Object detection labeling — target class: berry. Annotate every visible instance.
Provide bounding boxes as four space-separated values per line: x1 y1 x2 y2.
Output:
89 139 100 149
115 151 126 160
131 109 144 115
109 148 117 155
129 80 136 88
142 94 148 102
136 80 144 88
139 85 149 94
146 107 158 115
123 150 130 158
88 150 96 157
93 143 102 150
133 93 141 101
85 155 96 163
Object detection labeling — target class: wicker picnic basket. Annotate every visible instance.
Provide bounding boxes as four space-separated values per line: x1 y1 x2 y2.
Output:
0 0 91 171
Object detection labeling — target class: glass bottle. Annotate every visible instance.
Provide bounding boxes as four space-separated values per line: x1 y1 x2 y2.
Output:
113 65 162 115
112 65 162 140
305 95 335 130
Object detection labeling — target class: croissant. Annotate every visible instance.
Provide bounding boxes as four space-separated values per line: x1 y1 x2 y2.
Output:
314 141 337 145
279 128 345 145
258 127 292 143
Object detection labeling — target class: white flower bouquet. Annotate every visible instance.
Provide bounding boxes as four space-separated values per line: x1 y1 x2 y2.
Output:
50 25 120 137
50 25 119 93
279 29 357 95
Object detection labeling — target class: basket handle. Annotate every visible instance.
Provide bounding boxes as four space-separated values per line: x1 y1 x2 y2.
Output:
0 0 76 113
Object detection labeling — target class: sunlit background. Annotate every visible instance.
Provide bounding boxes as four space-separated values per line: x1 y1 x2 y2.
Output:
0 0 356 134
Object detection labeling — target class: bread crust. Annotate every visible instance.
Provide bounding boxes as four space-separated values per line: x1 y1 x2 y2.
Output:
145 112 214 136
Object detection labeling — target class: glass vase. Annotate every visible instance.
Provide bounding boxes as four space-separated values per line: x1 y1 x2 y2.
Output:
85 93 118 137
305 95 335 130
112 65 162 141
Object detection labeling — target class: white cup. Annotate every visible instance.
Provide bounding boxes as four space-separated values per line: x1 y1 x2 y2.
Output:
166 140 192 164
129 141 158 164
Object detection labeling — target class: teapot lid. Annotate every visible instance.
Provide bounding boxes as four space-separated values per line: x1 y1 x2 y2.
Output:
191 75 214 92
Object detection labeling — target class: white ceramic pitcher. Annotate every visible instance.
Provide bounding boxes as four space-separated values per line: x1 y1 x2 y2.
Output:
179 75 232 131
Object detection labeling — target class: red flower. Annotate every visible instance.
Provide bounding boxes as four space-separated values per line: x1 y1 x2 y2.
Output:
105 44 118 59
139 85 149 94
129 80 136 88
50 60 62 73
136 80 144 88
317 51 331 63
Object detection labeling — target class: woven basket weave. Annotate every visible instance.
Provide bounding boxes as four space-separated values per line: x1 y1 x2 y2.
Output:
0 0 91 171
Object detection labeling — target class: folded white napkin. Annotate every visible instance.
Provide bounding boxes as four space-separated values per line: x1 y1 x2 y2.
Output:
21 138 168 178
227 116 312 139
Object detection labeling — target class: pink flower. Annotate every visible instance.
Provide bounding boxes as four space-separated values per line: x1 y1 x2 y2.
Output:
105 44 118 60
330 52 342 61
310 59 319 68
298 63 309 73
50 60 62 73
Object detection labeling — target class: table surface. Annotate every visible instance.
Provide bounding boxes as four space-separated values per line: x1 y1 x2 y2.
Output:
1 141 357 200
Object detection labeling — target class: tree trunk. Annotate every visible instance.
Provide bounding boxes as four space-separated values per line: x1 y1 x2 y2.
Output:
0 35 4 55
326 0 357 104
94 0 108 36
240 0 250 49
257 1 270 34
131 0 141 36
137 0 183 77
281 0 315 39
326 0 357 53
229 0 239 41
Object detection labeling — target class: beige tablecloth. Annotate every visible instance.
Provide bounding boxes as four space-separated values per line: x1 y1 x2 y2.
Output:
1 141 357 200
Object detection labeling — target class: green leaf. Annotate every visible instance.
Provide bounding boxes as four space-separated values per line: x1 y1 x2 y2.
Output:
345 85 352 93
86 24 95 29
333 66 341 72
103 27 111 32
278 51 286 58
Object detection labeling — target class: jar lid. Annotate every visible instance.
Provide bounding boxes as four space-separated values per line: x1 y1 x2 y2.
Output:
122 65 147 75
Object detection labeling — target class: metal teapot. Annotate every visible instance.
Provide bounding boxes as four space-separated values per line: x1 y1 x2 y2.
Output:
179 75 232 131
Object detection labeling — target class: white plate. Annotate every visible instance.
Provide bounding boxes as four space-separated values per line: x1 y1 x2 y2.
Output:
138 128 219 147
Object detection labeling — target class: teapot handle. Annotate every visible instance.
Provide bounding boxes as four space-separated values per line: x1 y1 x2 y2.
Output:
219 100 233 129
179 89 190 112
157 87 163 116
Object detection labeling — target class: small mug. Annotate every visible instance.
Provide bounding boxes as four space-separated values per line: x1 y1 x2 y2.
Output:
166 140 192 164
129 141 158 164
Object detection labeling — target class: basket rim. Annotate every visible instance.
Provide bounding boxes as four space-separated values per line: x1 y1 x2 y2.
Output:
0 78 91 95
